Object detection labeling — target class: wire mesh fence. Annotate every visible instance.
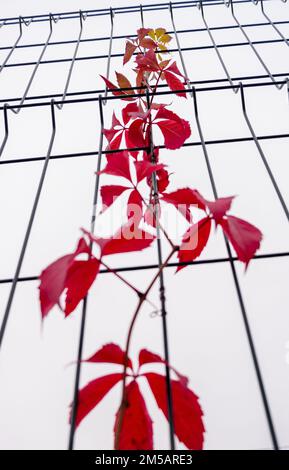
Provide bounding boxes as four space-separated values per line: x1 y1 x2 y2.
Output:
0 0 289 450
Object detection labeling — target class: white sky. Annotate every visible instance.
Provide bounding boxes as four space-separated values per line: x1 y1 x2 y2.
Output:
0 0 289 450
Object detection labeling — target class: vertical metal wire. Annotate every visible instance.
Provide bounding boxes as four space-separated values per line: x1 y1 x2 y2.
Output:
68 95 104 451
239 82 289 222
9 14 59 114
0 16 31 73
0 100 56 348
55 11 87 110
0 104 9 157
169 3 279 450
103 8 115 105
192 87 279 451
256 0 289 47
196 1 239 92
227 0 286 90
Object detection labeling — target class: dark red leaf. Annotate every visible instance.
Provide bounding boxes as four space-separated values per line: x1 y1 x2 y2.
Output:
84 343 133 370
206 196 235 224
39 238 90 318
177 217 211 272
163 71 186 98
100 185 130 212
114 380 153 450
123 41 137 65
154 108 191 149
74 373 123 428
220 215 262 266
127 119 146 148
64 258 100 316
156 167 170 193
145 372 205 450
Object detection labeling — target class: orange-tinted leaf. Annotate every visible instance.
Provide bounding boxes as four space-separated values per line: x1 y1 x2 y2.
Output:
100 75 134 101
123 41 137 65
115 72 134 92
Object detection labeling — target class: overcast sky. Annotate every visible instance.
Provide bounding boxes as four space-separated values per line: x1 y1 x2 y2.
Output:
0 0 289 450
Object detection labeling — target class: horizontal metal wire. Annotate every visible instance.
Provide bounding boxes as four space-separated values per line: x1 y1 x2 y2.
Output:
2 37 289 70
1 19 289 51
1 78 289 112
1 131 289 165
0 0 273 25
0 251 288 284
2 71 289 105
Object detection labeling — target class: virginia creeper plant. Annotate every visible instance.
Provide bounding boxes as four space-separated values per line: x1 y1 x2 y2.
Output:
39 27 262 450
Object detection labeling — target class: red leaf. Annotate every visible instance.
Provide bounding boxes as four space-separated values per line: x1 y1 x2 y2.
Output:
154 108 191 149
84 343 133 370
122 102 139 125
136 49 159 72
139 349 188 385
220 215 262 266
112 112 122 128
137 28 153 42
100 75 134 101
206 196 235 224
64 258 100 316
39 238 90 318
134 160 166 183
156 167 170 193
145 372 205 450
103 128 121 143
127 189 143 224
107 131 123 151
83 222 155 257
165 61 186 78
100 185 130 212
161 188 207 220
127 119 146 148
99 151 132 182
114 380 153 450
177 217 211 272
164 71 186 98
74 373 123 428
123 41 137 65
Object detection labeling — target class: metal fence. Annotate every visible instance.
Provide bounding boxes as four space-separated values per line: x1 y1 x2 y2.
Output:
0 0 289 450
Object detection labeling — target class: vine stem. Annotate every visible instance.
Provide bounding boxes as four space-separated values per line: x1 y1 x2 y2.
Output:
114 245 178 449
